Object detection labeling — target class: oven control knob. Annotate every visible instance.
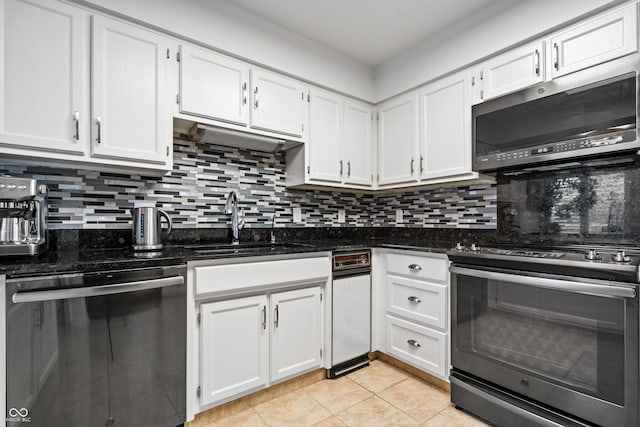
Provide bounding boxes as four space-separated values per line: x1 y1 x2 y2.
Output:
454 242 464 251
613 251 631 263
469 243 480 252
585 249 602 261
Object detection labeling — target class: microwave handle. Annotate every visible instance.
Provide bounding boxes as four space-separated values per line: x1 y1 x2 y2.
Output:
12 276 184 304
450 266 635 299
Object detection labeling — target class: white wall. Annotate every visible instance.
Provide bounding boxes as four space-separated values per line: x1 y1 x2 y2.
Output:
375 0 624 101
72 0 375 102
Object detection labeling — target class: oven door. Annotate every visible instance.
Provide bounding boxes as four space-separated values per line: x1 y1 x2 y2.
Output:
451 264 638 427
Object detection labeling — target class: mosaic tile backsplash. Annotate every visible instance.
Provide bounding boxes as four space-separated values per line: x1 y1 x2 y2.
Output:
0 138 497 230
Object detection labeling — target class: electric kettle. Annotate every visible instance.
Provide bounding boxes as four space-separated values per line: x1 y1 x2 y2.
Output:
132 204 172 251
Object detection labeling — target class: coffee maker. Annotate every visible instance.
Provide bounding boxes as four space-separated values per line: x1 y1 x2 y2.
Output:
0 176 47 255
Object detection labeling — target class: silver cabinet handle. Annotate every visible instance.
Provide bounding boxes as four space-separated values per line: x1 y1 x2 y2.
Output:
95 116 102 144
450 266 636 299
262 305 266 330
13 276 184 304
254 86 259 109
407 296 422 304
420 156 424 173
407 339 421 348
534 49 540 76
242 82 247 105
553 43 559 70
339 160 343 176
410 158 415 174
73 111 79 141
274 304 279 327
408 264 422 272
347 161 351 177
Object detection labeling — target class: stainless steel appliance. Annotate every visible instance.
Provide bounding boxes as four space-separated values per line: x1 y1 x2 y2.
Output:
132 206 172 251
328 250 371 378
474 54 640 171
0 176 46 256
3 264 187 427
448 244 639 426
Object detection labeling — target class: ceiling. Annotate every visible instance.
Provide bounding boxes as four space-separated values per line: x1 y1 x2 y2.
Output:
225 0 516 67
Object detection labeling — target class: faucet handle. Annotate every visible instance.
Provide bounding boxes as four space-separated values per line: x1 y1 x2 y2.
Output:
270 216 276 243
238 209 246 230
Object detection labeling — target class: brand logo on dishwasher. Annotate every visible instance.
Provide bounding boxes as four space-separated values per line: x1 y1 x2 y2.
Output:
6 407 31 423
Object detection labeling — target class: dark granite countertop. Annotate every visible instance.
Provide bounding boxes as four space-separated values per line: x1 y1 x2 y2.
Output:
0 237 453 278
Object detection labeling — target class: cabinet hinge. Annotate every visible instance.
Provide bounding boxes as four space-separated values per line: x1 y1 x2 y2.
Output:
176 94 180 104
376 174 379 182
471 76 475 86
376 113 380 121
320 293 323 302
166 48 170 59
197 312 201 325
480 70 483 80
176 51 181 62
302 91 305 100
480 90 484 100
196 386 201 398
371 174 373 182
307 92 310 102
302 123 304 132
320 349 323 358
307 166 310 174
166 146 170 156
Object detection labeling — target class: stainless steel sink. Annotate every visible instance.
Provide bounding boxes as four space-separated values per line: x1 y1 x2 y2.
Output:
186 242 315 256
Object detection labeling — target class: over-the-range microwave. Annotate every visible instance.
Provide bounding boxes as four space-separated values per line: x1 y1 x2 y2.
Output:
473 54 640 172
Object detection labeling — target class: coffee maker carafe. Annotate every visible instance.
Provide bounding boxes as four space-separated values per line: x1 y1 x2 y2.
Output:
0 176 47 256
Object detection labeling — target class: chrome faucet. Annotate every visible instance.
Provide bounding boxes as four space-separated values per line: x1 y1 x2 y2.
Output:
225 191 245 245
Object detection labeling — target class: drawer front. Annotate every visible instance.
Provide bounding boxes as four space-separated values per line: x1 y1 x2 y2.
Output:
386 252 448 283
194 256 330 296
386 315 448 379
387 275 447 330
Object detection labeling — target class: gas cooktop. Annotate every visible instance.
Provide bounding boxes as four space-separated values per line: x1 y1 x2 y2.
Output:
447 243 640 282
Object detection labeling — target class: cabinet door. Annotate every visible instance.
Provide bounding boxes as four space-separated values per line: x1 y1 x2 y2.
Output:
179 45 249 126
270 287 322 383
481 41 544 101
419 71 471 180
308 88 343 183
550 3 638 79
0 0 87 154
250 69 306 137
343 100 374 187
91 15 172 165
377 92 419 186
386 315 447 379
200 296 268 407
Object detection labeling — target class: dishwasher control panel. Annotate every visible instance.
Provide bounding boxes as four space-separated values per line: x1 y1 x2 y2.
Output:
332 251 371 272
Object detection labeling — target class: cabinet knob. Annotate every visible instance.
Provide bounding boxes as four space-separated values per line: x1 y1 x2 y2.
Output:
407 339 421 348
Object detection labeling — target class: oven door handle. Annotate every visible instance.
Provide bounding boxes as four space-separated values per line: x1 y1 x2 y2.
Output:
450 266 636 299
12 276 184 304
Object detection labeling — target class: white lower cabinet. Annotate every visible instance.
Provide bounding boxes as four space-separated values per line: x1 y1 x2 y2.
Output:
382 250 450 381
386 315 447 378
199 285 323 409
200 295 269 407
270 287 322 382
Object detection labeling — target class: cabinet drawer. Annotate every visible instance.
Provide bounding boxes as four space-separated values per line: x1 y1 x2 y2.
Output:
387 275 447 330
194 256 329 296
386 252 448 283
386 315 447 379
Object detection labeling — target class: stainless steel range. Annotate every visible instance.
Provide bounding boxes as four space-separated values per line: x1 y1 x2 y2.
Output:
448 244 639 426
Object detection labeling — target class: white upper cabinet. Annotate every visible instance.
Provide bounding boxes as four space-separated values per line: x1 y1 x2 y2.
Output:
343 99 374 186
478 41 544 103
377 92 419 186
419 70 472 180
308 88 343 183
91 15 172 165
0 0 88 154
550 3 638 79
250 69 306 137
179 45 249 126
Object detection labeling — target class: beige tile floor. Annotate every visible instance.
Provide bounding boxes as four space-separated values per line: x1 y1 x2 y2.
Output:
195 360 490 426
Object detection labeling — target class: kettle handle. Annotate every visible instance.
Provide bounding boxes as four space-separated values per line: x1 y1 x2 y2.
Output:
157 209 173 235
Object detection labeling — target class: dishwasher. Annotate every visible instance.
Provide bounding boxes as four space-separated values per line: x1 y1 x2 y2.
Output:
3 264 186 427
329 250 371 378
